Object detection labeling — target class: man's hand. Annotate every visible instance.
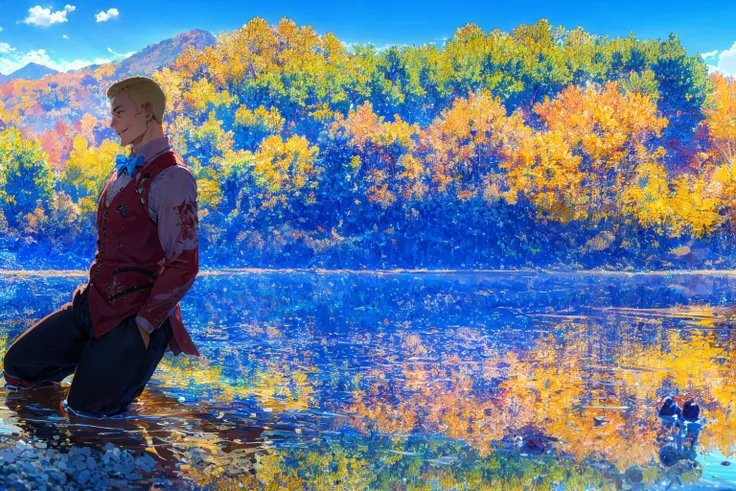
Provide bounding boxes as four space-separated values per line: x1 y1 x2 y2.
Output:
136 320 150 350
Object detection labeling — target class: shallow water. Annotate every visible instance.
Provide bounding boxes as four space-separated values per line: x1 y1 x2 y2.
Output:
1 270 735 489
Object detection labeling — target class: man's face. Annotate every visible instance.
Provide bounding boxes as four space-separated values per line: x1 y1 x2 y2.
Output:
109 90 150 147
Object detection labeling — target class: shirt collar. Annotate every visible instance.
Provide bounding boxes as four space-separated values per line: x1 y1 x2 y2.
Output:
135 136 170 164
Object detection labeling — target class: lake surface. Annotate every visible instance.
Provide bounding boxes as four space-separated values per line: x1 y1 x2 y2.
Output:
1 270 735 489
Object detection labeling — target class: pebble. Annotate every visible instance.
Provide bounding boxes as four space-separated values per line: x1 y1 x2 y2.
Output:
75 469 90 485
1 449 16 463
135 454 155 473
0 435 162 490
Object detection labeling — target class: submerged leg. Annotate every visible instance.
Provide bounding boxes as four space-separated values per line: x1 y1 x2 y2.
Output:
65 315 171 417
3 287 90 389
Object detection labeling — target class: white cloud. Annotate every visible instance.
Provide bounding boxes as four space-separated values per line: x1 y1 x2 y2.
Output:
701 50 718 60
95 8 119 22
21 48 53 65
707 42 736 77
22 5 76 28
0 26 4 32
0 43 14 54
0 55 27 75
107 47 135 59
56 57 114 71
62 34 69 39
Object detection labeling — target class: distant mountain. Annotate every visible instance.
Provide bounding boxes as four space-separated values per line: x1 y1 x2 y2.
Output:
0 28 218 134
114 29 217 77
0 28 216 85
0 62 60 84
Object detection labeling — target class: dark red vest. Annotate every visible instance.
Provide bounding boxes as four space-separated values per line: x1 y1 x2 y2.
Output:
85 151 200 356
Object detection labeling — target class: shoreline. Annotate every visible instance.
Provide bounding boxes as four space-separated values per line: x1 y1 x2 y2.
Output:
3 267 736 277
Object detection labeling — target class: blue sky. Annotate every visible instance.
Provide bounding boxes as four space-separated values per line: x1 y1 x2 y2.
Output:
0 0 734 76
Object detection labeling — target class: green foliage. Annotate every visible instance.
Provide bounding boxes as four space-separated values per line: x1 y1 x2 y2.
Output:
0 126 54 230
650 33 712 150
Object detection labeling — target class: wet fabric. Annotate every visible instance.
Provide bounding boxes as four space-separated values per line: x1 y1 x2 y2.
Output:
2 285 170 417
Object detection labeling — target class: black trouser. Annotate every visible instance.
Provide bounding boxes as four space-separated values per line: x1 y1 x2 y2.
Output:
2 285 171 417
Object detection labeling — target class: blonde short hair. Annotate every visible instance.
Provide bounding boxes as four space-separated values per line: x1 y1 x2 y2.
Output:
106 76 166 123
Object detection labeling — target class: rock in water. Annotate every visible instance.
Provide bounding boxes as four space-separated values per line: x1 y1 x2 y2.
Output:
659 445 684 467
624 465 643 483
662 459 703 486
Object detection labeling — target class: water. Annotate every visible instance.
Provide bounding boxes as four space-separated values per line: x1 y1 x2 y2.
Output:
0 270 735 489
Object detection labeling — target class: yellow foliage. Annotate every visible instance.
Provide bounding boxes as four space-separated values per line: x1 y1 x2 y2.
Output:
621 161 722 238
182 78 237 118
251 134 321 208
234 104 285 133
196 178 223 212
61 136 121 218
700 72 736 166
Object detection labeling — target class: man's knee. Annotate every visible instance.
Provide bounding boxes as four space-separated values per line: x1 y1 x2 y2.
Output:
3 337 39 382
3 343 24 381
3 340 66 389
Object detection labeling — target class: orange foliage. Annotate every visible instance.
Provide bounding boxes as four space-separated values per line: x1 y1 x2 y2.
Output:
332 101 424 206
421 88 525 196
502 82 668 224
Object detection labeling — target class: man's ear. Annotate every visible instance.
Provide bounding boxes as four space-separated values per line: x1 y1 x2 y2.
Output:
144 101 154 121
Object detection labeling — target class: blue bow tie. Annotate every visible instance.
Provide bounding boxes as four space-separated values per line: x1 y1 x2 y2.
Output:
115 154 145 176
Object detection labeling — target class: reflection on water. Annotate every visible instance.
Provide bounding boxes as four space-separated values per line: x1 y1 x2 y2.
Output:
0 271 735 488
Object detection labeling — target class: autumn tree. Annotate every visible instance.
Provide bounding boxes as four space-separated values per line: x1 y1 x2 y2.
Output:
328 101 423 208
420 88 525 200
248 133 322 215
502 82 668 226
58 135 120 230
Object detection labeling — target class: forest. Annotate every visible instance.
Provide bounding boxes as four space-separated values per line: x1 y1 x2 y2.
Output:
1 17 735 271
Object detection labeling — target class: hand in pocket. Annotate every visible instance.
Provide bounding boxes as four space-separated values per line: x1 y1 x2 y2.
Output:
135 320 150 350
